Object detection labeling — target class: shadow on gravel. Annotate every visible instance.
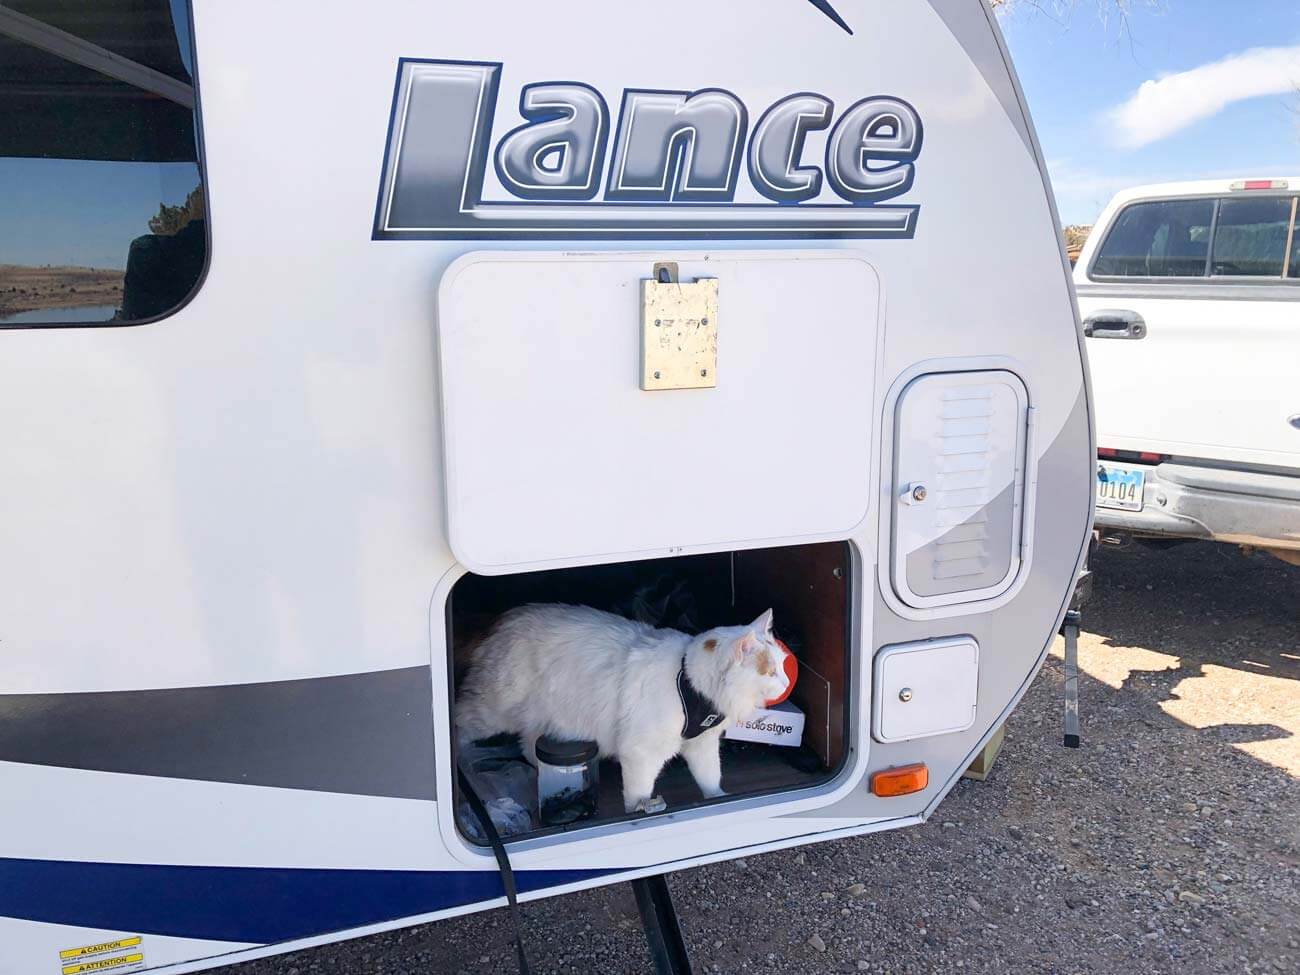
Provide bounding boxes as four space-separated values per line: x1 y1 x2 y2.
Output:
1085 540 1300 680
1082 541 1299 767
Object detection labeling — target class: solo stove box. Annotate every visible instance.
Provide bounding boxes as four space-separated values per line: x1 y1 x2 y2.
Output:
725 700 805 747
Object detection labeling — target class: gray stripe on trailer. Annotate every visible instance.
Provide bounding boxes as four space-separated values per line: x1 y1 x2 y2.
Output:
923 0 1034 156
0 666 436 800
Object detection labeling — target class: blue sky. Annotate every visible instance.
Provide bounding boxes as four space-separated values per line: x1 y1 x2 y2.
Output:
1000 0 1300 226
0 159 199 270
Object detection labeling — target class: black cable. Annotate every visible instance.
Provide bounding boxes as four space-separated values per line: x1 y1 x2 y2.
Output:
457 766 532 975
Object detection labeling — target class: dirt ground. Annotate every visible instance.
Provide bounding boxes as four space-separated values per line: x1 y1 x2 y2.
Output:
234 541 1299 975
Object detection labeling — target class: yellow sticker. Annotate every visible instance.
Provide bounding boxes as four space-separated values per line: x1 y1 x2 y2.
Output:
62 952 144 975
59 938 142 961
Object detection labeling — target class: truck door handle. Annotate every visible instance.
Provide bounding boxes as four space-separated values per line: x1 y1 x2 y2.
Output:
1083 309 1146 340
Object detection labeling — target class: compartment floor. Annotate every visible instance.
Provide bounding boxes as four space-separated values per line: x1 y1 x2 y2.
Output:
584 739 827 825
459 738 832 843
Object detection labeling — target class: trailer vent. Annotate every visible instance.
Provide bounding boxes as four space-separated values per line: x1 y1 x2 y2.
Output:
891 370 1031 609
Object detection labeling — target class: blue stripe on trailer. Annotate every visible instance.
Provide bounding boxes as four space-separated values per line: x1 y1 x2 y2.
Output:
0 857 616 944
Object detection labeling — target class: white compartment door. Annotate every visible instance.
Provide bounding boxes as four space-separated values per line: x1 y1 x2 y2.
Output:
438 251 881 573
891 370 1031 608
873 637 980 742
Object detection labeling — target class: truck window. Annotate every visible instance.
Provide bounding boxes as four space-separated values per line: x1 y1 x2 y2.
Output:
1211 197 1292 278
0 1 205 327
1291 211 1300 279
1091 198 1215 279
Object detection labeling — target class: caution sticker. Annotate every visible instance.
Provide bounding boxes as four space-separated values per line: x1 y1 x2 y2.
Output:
57 938 145 975
59 938 142 962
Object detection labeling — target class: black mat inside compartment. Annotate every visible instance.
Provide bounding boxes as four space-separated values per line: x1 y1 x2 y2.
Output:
574 739 827 831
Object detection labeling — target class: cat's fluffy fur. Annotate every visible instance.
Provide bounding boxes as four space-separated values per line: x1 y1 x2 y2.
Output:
456 603 789 813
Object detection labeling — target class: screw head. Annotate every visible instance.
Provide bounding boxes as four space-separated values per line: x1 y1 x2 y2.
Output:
654 319 662 327
911 485 928 503
700 369 708 377
899 687 914 703
701 317 709 326
653 370 661 380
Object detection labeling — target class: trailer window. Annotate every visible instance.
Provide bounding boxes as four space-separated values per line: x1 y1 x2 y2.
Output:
1211 197 1292 278
1091 198 1214 279
0 1 205 327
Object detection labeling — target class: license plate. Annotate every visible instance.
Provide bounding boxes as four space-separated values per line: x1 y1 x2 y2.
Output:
1096 462 1145 511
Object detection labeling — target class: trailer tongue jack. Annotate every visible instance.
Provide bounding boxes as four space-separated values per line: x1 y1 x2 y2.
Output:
632 874 695 975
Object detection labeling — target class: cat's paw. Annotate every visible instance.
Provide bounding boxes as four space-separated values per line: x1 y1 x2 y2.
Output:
700 786 726 800
631 795 667 815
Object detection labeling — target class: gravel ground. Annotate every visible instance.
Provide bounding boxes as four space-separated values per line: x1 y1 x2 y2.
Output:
234 541 1299 975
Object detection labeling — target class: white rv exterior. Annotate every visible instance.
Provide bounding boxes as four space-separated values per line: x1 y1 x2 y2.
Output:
0 2 1093 972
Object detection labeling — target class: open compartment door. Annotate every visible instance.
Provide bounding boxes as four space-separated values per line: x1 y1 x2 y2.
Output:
436 252 881 573
890 370 1031 609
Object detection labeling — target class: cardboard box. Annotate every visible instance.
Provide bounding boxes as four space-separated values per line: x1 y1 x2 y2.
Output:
724 700 805 748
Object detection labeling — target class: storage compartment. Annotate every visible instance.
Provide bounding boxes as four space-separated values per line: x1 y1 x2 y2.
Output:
872 637 979 743
437 252 880 573
448 541 852 843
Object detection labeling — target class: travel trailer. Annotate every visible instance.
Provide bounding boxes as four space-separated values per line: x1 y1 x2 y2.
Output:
1076 178 1300 563
0 1 1093 972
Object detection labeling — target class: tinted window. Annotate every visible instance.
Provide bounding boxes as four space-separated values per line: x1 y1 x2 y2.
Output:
1092 199 1214 278
0 1 205 326
1291 211 1300 279
1211 197 1292 278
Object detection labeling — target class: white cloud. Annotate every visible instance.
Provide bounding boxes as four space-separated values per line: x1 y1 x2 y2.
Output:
1107 45 1300 148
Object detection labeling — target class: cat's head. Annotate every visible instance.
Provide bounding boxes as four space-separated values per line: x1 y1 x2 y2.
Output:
691 609 790 716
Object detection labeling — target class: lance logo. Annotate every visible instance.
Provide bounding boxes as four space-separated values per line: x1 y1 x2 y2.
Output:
372 59 922 240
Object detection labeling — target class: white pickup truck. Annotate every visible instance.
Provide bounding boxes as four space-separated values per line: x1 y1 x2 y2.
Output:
1074 178 1300 563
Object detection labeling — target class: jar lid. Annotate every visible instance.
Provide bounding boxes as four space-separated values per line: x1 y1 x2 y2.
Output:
535 735 598 766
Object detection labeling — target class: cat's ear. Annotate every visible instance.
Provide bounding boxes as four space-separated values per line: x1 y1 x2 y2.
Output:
732 631 760 663
751 609 774 636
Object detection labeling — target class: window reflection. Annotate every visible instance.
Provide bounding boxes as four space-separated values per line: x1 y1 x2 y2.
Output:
0 0 205 326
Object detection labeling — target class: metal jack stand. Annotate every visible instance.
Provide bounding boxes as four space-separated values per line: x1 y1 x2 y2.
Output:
1061 609 1082 748
631 874 693 975
1061 544 1092 749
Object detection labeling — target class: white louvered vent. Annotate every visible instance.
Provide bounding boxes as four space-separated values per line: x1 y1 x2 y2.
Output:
931 388 996 583
892 371 1030 609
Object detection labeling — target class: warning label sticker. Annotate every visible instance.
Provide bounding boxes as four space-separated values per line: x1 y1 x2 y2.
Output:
57 938 145 975
62 953 144 975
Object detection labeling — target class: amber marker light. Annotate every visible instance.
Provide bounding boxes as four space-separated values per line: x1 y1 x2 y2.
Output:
870 763 929 798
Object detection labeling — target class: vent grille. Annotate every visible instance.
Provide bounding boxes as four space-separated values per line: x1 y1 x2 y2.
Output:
930 387 998 581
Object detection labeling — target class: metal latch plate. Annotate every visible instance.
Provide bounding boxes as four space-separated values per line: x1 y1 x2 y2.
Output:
640 277 718 390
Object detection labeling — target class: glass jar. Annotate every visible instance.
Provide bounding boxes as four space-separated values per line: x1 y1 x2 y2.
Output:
535 736 599 826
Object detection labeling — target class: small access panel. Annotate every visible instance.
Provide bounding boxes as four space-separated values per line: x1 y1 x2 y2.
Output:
891 370 1032 609
873 637 979 743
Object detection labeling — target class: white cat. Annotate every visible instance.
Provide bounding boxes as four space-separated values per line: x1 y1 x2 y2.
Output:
456 604 789 813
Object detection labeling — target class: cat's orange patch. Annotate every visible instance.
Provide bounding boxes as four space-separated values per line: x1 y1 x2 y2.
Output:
703 638 718 652
756 649 776 676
